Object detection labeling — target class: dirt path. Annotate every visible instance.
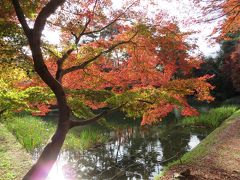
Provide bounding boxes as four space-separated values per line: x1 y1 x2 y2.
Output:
0 123 32 180
160 111 240 180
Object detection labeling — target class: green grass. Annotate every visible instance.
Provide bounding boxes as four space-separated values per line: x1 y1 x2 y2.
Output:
158 109 240 179
0 123 31 180
0 115 110 178
2 114 110 152
65 126 109 150
181 105 239 128
3 115 55 152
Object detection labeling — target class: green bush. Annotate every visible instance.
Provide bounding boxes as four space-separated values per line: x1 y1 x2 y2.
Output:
181 106 239 128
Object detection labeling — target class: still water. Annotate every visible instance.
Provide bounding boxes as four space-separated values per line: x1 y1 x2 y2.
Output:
35 113 211 180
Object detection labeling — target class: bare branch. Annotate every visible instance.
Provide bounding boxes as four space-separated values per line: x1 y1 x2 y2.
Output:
62 31 138 75
11 0 31 36
69 105 124 128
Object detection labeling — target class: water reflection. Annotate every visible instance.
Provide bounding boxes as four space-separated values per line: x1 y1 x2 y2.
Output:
32 124 210 180
187 135 201 151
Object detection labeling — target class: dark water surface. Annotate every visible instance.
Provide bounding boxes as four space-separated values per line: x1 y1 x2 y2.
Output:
35 113 211 180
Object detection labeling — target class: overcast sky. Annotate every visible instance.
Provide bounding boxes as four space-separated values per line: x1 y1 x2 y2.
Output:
149 0 221 57
43 0 221 57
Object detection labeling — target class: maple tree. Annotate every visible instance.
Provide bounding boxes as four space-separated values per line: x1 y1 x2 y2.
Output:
1 0 215 179
193 0 240 39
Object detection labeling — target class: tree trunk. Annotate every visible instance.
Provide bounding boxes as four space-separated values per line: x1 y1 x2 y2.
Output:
23 95 70 180
23 124 69 180
10 1 72 179
23 31 71 180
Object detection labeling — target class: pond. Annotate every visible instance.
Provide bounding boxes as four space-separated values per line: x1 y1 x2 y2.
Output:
34 112 211 180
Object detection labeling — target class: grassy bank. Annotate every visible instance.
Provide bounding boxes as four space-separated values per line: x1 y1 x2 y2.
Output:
0 123 31 180
180 105 239 128
2 114 109 152
158 109 240 179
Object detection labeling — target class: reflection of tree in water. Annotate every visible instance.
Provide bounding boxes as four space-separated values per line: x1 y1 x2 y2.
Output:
158 126 191 161
58 124 209 179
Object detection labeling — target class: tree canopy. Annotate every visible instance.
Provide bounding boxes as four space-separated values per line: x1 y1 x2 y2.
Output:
1 0 214 124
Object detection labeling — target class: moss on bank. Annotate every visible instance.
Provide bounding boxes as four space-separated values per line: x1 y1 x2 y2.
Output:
0 123 31 180
158 109 240 179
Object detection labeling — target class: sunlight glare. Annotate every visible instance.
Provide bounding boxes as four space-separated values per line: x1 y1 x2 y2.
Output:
43 28 61 45
46 160 65 180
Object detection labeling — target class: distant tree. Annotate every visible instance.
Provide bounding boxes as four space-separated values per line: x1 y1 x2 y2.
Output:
222 33 240 92
192 0 239 99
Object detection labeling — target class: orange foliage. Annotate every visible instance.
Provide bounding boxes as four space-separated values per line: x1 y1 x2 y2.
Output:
61 24 202 91
141 103 175 125
181 106 199 116
40 22 214 125
31 103 51 116
10 0 215 124
195 0 240 39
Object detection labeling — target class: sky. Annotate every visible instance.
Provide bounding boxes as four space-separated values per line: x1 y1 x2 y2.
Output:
149 0 221 57
43 0 221 57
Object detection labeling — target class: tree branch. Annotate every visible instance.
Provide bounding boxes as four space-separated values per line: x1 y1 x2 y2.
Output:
62 31 138 75
83 3 135 36
54 1 134 81
201 3 240 23
34 0 66 36
223 11 240 32
11 0 31 36
55 17 93 81
57 17 92 65
69 105 124 128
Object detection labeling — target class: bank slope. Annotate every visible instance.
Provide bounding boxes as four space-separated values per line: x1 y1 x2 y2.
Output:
159 110 240 180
